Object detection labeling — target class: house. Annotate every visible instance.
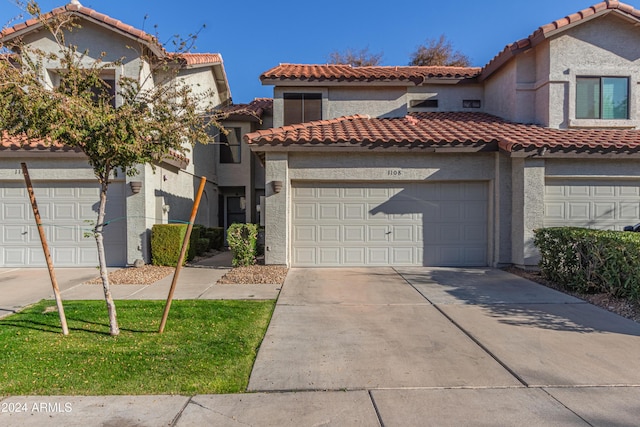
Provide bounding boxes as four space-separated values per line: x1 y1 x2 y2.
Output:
0 1 233 267
247 1 640 269
219 98 273 231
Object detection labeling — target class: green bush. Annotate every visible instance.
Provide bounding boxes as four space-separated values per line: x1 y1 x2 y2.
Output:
227 223 258 267
196 237 210 255
188 225 201 261
534 227 640 299
151 224 189 267
205 227 224 250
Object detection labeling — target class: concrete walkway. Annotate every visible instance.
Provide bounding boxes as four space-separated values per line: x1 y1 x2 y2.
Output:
2 264 640 426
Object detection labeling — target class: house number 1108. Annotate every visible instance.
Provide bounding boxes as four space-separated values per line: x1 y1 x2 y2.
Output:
387 170 402 176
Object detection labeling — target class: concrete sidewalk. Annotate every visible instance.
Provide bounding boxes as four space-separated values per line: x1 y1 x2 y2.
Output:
2 265 640 426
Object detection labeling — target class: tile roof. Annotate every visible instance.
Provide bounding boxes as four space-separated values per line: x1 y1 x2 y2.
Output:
0 132 190 167
177 53 223 66
0 132 78 152
260 64 481 85
222 98 273 121
481 1 640 79
0 2 163 55
245 112 640 155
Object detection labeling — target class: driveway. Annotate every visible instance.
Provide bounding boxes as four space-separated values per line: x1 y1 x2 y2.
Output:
244 266 640 425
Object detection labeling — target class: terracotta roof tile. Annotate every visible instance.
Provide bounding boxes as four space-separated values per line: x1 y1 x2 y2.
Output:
177 53 223 66
0 132 78 152
222 98 273 121
1 3 163 54
260 64 481 85
246 112 640 155
0 133 189 166
482 1 640 79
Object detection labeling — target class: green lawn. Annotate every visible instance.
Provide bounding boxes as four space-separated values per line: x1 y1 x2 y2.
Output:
0 299 275 396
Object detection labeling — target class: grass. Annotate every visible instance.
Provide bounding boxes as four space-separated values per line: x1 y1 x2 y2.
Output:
0 299 275 396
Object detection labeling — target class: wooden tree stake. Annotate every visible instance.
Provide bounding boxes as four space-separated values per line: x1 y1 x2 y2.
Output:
159 176 207 333
21 163 69 335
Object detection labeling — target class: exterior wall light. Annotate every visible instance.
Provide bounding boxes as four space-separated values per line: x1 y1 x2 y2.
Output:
130 181 143 194
271 180 283 194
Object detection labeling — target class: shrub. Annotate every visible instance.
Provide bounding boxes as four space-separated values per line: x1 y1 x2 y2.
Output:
151 224 189 267
227 223 258 267
196 237 210 255
205 227 224 250
534 227 640 299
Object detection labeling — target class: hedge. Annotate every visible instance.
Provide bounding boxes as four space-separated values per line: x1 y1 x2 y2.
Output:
227 223 258 267
151 224 190 267
533 227 640 299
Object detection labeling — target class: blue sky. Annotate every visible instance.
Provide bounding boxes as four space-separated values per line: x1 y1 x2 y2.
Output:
2 0 638 103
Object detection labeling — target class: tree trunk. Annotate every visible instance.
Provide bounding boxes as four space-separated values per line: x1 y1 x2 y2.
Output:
96 180 119 336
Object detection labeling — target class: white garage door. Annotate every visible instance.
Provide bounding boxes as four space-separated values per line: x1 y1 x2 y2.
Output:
291 182 488 267
0 181 127 267
544 179 640 230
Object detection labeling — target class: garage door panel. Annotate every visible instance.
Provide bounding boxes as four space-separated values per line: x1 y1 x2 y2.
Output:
292 182 488 267
391 225 413 242
0 181 126 267
293 247 315 265
319 226 340 242
319 247 340 264
4 203 26 220
568 203 590 219
544 179 640 230
594 202 616 219
5 226 26 242
619 202 640 219
294 225 315 242
368 247 389 265
391 247 414 264
294 203 315 220
344 204 365 220
344 247 365 264
368 226 389 241
620 187 640 196
344 225 365 242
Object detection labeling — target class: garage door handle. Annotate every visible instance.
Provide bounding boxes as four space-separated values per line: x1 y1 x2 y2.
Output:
386 231 392 235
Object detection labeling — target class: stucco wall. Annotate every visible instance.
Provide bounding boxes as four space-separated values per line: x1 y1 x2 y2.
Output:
548 13 640 129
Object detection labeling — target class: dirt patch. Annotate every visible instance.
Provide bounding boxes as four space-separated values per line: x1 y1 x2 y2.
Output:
504 266 640 323
85 265 175 285
217 265 289 285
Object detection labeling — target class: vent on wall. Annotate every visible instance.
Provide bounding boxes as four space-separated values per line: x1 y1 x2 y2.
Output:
410 99 438 108
463 99 481 108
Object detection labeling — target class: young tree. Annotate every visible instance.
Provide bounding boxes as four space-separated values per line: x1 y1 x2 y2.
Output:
0 1 224 335
327 47 383 67
408 34 471 67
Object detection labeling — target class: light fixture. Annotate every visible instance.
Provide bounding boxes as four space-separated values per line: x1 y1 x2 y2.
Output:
130 181 143 194
271 180 283 194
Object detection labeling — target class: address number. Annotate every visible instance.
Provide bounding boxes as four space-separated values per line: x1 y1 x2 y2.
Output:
387 170 402 176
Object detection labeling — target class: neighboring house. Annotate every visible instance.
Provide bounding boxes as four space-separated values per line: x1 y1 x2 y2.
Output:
248 1 640 269
0 1 232 267
219 98 273 231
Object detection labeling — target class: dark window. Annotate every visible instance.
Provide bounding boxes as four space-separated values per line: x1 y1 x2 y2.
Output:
220 128 242 163
576 77 628 119
410 99 438 108
85 78 116 108
463 99 481 108
283 93 322 125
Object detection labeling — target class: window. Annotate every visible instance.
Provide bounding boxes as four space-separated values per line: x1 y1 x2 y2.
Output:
90 78 116 108
220 128 242 163
283 93 322 125
463 100 481 108
576 77 628 119
410 99 438 108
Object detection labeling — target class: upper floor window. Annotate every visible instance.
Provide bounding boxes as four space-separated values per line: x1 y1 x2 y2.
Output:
283 93 321 125
576 77 628 120
220 127 242 163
